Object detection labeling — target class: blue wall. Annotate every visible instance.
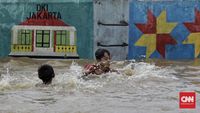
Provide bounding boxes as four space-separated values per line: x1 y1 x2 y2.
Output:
129 0 200 60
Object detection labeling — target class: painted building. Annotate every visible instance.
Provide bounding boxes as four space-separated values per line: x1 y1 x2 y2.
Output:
2 0 200 60
0 0 93 59
9 6 78 58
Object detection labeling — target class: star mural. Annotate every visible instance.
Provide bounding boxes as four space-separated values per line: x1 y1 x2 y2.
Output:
135 10 177 58
184 8 200 32
183 9 200 58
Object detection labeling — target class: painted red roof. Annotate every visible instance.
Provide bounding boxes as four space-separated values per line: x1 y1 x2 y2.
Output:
20 10 69 26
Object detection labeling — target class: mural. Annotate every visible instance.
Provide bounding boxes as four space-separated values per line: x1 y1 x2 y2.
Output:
183 9 200 58
0 1 93 59
135 10 177 58
129 0 200 60
3 0 200 60
9 4 78 58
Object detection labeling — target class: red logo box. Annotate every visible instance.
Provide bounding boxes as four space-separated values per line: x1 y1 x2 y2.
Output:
179 92 196 109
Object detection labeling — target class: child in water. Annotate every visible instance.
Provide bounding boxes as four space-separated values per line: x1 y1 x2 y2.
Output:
37 64 55 85
37 49 114 83
83 48 116 76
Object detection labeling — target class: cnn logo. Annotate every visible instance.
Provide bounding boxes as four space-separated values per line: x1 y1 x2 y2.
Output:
179 92 196 109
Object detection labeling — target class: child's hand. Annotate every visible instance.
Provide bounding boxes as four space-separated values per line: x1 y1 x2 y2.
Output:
83 61 111 76
83 64 98 75
97 61 111 73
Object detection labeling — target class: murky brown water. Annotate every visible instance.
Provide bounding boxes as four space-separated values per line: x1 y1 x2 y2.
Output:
0 57 200 113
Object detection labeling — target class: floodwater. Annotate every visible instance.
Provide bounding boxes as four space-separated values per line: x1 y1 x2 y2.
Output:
0 57 200 113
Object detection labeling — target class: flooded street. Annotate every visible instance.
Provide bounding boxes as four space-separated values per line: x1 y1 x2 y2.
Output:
0 57 200 113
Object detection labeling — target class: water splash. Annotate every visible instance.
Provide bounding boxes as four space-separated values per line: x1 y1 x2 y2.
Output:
0 66 12 90
1 58 199 113
69 60 83 75
129 62 177 79
0 59 178 92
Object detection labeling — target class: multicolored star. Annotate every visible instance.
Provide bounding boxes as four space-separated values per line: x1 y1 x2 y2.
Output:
183 9 200 58
135 10 177 58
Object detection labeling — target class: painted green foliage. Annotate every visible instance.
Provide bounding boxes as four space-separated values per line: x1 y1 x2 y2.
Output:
0 1 93 58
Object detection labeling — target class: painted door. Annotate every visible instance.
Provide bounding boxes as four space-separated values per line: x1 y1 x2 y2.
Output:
34 30 53 53
36 30 50 48
94 0 129 60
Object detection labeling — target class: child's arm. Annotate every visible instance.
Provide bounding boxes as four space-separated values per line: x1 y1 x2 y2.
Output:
83 63 106 75
83 64 102 75
93 68 104 75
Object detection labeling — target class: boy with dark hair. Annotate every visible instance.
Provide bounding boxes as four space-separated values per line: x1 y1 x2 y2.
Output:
38 64 55 85
83 48 113 76
95 48 110 62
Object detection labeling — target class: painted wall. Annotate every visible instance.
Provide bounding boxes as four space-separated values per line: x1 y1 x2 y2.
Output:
94 0 129 60
0 0 93 59
129 0 200 60
2 0 200 60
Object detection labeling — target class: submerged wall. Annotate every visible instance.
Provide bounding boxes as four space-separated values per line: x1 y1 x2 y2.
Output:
1 0 200 60
0 0 93 59
129 0 200 60
94 0 129 60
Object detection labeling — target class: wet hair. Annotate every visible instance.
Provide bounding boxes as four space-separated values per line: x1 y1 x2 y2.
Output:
38 64 55 84
95 48 110 61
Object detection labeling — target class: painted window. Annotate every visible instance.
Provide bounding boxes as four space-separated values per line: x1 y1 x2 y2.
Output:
56 30 70 45
17 30 32 45
36 30 50 48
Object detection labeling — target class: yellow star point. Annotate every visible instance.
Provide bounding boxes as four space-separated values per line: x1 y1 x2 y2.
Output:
157 10 177 34
183 33 200 58
135 34 156 58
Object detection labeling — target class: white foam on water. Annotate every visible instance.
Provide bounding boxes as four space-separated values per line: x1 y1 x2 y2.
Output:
0 62 39 91
1 58 200 113
50 61 179 92
68 61 106 89
0 60 178 92
0 68 12 90
45 61 106 93
126 62 178 80
111 61 178 81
